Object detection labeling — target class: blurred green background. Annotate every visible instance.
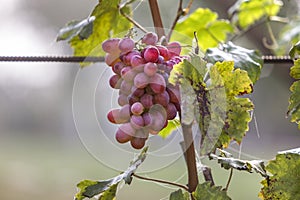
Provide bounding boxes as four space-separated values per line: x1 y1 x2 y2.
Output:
0 0 300 199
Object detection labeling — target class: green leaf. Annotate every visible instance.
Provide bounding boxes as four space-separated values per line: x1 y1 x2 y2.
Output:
70 0 132 58
259 148 300 199
228 0 283 29
209 151 267 177
289 40 300 59
56 16 95 42
158 119 180 139
193 182 231 200
206 42 263 83
74 147 148 200
276 18 300 56
172 8 234 52
169 189 190 200
287 59 300 130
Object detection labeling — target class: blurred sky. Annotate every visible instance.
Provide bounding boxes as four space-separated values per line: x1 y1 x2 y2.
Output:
0 0 300 200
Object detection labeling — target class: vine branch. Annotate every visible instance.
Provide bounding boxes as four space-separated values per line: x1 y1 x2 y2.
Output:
148 0 165 39
225 168 233 191
119 5 148 33
133 173 189 191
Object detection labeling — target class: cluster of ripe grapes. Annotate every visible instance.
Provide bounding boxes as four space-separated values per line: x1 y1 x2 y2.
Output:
102 32 183 149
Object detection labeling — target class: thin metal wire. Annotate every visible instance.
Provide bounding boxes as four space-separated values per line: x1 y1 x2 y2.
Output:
0 55 296 64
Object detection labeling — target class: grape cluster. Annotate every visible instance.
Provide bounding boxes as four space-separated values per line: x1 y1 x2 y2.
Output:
102 32 183 149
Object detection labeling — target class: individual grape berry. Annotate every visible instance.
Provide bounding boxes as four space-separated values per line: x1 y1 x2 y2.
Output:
105 53 120 66
167 85 180 104
128 94 139 105
107 108 129 124
154 90 170 107
149 73 166 93
118 38 135 53
167 41 181 57
112 62 125 75
140 93 153 109
144 62 157 77
143 46 159 63
156 45 169 60
102 38 121 54
130 55 145 67
131 86 145 98
120 80 132 95
109 74 122 89
131 102 144 115
121 67 137 82
134 72 149 89
166 103 177 120
130 136 146 149
118 94 128 106
115 127 132 143
141 32 158 45
130 115 144 129
142 112 152 127
120 104 131 119
122 50 140 65
149 110 166 132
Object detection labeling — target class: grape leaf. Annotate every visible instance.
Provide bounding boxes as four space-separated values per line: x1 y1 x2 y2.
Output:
205 42 263 83
56 16 95 42
259 148 300 199
209 152 267 177
169 189 190 200
228 0 283 29
70 0 132 58
158 119 180 139
172 8 234 52
74 147 148 200
192 182 231 200
287 59 300 129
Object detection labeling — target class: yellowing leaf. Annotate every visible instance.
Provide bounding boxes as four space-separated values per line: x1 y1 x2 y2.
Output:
70 0 132 58
158 119 180 139
229 0 283 29
172 8 233 52
259 148 300 199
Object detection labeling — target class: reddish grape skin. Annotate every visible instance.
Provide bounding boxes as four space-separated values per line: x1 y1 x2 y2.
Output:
109 74 122 89
130 55 145 67
130 115 144 129
122 50 140 65
149 110 166 132
166 103 177 120
167 86 180 104
134 73 149 89
131 86 145 98
120 104 131 119
107 109 129 124
112 62 125 75
115 127 132 143
118 94 128 106
120 81 132 95
156 45 169 60
143 46 159 63
167 41 181 56
144 62 158 77
142 112 152 127
128 94 139 105
130 137 146 149
102 38 121 54
140 93 153 109
149 73 166 94
118 38 135 53
154 91 170 107
121 67 136 82
131 102 144 115
141 32 158 45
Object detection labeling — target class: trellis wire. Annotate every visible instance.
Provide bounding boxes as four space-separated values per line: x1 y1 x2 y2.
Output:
0 55 295 64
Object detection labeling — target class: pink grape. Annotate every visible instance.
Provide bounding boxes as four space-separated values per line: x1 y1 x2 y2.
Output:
143 46 159 63
134 72 149 89
131 102 144 115
131 86 145 98
167 85 180 104
122 50 140 65
107 108 129 124
115 127 132 143
141 32 158 45
120 104 131 119
166 103 177 120
128 94 139 105
143 112 152 127
156 45 169 60
120 81 132 95
130 115 144 129
149 110 166 132
121 67 136 82
130 55 145 67
144 62 158 77
105 53 120 66
167 41 181 57
118 38 135 53
118 94 128 106
130 136 146 149
154 91 170 107
109 74 122 89
112 62 125 75
149 73 166 93
140 93 153 109
102 38 121 54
